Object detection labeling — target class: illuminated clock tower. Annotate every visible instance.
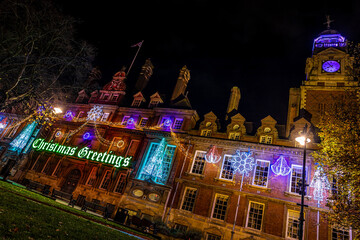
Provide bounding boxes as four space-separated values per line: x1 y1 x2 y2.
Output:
286 28 358 135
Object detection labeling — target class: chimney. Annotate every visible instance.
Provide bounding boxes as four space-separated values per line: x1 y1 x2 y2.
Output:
171 65 190 101
226 86 241 114
135 58 154 91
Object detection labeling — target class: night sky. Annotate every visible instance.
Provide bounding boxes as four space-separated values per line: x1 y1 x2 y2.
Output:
58 1 360 125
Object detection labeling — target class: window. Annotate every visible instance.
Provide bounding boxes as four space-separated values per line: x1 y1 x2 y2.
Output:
252 160 270 187
331 177 338 195
148 100 159 108
173 118 183 130
103 94 110 100
229 132 241 140
246 201 264 230
114 173 127 193
100 170 111 189
132 99 142 107
332 227 350 240
121 116 130 125
220 155 234 181
181 188 197 212
212 194 229 220
337 82 345 87
111 94 119 101
86 167 97 186
191 151 206 175
101 112 110 122
260 135 272 144
137 142 176 185
286 210 300 239
201 129 212 137
77 111 85 119
139 118 148 127
42 157 60 176
32 155 49 172
206 233 221 240
290 165 307 194
173 223 188 232
319 103 326 115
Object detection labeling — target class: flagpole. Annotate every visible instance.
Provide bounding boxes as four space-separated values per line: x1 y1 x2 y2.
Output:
127 40 144 76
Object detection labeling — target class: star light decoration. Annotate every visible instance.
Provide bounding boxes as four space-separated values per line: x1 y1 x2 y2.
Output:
271 155 292 176
205 145 221 164
87 105 103 121
231 149 255 175
310 166 331 202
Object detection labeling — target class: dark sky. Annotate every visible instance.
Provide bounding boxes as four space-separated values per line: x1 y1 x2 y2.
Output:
58 0 360 125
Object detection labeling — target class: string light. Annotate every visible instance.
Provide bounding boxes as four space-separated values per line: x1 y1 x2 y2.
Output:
205 145 222 164
271 155 292 176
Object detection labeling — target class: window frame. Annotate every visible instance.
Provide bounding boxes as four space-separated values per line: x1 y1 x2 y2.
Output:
121 115 130 125
289 164 307 195
139 117 148 127
190 150 206 175
252 159 270 188
173 118 184 130
180 187 198 212
211 193 229 221
219 154 234 181
286 210 302 240
245 201 265 231
114 173 127 193
99 170 112 190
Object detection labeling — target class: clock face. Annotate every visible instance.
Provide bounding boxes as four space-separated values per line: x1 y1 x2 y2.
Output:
322 60 340 73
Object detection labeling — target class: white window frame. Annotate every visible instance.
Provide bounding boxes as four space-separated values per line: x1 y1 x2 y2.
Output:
289 164 307 194
252 159 270 188
211 193 229 221
245 201 265 231
190 150 206 175
219 154 234 181
101 112 110 122
331 226 352 240
180 187 198 212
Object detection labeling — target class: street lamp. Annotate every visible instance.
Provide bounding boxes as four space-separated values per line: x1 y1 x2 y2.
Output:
295 124 311 240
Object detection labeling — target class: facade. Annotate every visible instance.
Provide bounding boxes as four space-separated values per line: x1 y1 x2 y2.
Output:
0 28 357 240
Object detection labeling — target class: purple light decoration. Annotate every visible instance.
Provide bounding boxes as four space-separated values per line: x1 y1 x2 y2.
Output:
127 118 135 126
205 145 221 164
164 119 172 127
64 110 74 121
313 33 346 51
83 132 91 140
271 155 291 176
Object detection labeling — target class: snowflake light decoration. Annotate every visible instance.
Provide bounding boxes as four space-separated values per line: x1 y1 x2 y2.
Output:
205 145 222 164
310 166 331 202
271 155 292 176
87 105 103 121
231 149 255 175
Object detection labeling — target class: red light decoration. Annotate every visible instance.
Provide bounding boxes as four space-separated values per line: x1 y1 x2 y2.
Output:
205 145 221 164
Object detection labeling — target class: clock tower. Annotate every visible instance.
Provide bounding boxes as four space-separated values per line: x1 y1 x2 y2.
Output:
286 28 358 135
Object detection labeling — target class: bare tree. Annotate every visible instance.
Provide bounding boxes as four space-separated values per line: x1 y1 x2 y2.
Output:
0 0 94 114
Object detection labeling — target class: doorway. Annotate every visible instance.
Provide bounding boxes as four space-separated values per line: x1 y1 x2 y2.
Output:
61 169 81 194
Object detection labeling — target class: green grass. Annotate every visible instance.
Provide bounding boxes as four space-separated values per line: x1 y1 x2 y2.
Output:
0 190 139 239
0 181 157 239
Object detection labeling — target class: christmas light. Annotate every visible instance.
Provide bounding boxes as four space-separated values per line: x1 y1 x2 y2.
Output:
271 155 291 176
141 138 167 183
64 110 75 121
310 166 331 202
87 105 103 121
32 138 131 168
9 121 38 153
83 132 92 140
231 149 255 175
205 145 221 164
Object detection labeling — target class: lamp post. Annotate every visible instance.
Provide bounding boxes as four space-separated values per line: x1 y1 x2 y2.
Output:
295 124 311 240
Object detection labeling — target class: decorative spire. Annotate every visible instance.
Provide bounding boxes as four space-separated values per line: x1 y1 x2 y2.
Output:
324 15 334 30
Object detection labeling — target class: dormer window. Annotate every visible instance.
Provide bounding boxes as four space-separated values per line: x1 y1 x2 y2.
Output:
139 118 148 127
103 94 110 100
132 99 142 107
101 112 110 122
149 100 159 108
229 132 241 140
201 129 212 137
111 95 119 101
260 135 272 144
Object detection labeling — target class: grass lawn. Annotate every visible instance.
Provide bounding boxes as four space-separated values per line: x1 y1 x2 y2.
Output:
0 181 156 239
0 190 140 239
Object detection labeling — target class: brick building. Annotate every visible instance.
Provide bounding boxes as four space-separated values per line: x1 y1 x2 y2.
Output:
0 28 356 239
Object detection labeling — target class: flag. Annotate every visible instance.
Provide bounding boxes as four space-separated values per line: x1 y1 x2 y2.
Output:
131 40 143 48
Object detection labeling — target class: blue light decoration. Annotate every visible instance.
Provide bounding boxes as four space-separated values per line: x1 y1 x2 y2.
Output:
271 155 291 176
9 121 39 153
137 138 176 185
127 118 135 127
231 149 255 176
313 32 346 51
0 115 8 133
310 166 331 202
83 132 92 141
64 110 75 121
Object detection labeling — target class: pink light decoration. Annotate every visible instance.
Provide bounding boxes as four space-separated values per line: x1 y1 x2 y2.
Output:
205 145 221 164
